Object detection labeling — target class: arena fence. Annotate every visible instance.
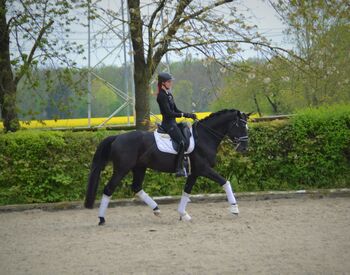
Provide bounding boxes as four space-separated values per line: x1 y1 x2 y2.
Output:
0 112 288 131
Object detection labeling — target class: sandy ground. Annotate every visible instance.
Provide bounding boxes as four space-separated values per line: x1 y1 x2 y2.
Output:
0 197 350 275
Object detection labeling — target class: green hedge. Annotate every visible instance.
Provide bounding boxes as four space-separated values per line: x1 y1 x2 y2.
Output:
224 105 350 192
0 105 349 205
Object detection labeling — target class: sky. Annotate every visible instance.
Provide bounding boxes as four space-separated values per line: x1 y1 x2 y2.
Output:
227 0 290 58
9 0 289 69
66 0 290 68
243 0 285 34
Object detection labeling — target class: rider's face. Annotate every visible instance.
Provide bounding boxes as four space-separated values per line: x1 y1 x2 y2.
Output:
163 80 173 90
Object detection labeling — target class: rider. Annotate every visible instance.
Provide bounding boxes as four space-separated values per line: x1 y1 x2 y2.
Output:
156 72 197 177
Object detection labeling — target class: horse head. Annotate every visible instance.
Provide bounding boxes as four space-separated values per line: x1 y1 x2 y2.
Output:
197 109 251 154
226 111 251 154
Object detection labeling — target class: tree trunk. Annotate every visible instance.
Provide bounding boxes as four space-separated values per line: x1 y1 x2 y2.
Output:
0 1 20 132
128 0 152 130
253 93 262 117
265 95 279 114
134 64 151 130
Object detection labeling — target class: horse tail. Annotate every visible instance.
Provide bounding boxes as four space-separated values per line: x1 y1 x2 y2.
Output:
84 135 117 209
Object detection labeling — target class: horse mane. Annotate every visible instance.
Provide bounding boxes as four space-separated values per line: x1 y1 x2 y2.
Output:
199 109 238 122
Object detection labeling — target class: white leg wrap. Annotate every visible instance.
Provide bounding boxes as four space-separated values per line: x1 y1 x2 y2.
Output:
136 190 158 210
223 181 237 205
98 194 111 218
178 192 191 215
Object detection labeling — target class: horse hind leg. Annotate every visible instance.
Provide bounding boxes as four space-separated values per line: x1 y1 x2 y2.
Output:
97 169 129 226
132 167 160 216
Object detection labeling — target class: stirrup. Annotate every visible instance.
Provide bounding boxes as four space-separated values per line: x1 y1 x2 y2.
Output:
175 167 187 177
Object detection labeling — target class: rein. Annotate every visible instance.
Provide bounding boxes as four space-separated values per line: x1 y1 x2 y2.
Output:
196 118 248 146
196 120 225 140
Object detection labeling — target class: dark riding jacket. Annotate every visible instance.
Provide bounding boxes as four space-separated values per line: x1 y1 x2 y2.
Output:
157 89 183 125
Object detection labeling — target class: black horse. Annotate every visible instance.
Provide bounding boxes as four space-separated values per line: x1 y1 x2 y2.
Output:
85 109 250 225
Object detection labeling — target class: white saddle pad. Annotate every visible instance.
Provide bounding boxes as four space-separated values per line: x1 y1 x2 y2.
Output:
154 128 195 155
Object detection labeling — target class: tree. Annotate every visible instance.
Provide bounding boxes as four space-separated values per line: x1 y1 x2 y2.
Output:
209 60 268 115
172 80 194 112
210 58 305 115
213 0 350 115
0 0 84 132
100 0 291 130
170 58 223 112
269 0 350 106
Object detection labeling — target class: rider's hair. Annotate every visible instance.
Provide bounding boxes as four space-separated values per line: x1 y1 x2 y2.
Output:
157 82 162 94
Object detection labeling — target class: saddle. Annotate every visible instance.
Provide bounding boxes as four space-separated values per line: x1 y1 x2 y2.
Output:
157 122 192 152
156 122 195 176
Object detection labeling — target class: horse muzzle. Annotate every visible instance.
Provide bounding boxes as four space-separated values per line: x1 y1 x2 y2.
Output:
236 141 248 153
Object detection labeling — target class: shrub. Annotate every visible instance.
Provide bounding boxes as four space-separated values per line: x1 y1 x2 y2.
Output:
226 104 350 191
0 105 349 205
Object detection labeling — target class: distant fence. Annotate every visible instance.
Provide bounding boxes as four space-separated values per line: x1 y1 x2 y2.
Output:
250 114 293 122
0 112 210 131
0 113 292 131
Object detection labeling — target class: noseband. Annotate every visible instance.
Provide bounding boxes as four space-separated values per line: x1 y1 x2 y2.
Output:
232 119 249 143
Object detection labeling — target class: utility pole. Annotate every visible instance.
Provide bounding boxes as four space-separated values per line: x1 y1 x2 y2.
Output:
121 0 130 124
87 0 92 127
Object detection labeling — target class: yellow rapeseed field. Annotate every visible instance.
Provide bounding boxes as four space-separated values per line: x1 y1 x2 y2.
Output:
0 112 212 129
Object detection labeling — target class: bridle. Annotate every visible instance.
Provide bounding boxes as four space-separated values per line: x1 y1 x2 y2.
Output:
195 116 249 148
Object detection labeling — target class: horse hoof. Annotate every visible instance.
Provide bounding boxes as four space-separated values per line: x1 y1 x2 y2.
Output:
98 217 105 226
179 211 192 222
153 210 160 217
153 209 161 217
153 206 161 217
230 204 239 216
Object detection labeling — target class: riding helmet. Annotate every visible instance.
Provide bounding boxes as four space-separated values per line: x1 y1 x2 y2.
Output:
158 72 175 83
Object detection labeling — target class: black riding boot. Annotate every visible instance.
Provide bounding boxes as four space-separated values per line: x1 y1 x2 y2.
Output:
175 142 187 177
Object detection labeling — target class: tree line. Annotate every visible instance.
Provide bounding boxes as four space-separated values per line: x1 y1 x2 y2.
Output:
15 39 350 121
11 59 222 120
1 0 349 132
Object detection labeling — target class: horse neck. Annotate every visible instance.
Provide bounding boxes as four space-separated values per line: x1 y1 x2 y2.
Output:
197 114 230 150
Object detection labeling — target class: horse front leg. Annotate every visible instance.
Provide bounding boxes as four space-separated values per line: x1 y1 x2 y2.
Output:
201 168 239 216
178 174 197 221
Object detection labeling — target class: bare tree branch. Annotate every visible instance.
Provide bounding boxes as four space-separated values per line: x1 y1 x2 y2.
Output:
128 0 146 66
149 0 166 30
14 24 25 64
15 19 54 84
179 0 233 25
6 13 21 32
147 0 166 66
168 36 299 59
150 0 237 74
150 0 193 73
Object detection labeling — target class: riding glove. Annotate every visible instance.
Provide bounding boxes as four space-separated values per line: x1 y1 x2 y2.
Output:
184 113 197 120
